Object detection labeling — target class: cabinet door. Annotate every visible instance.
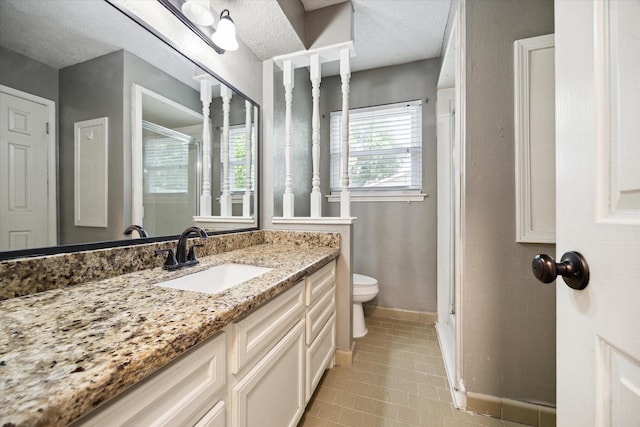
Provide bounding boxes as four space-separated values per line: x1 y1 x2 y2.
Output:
195 401 225 427
232 320 305 427
232 282 304 374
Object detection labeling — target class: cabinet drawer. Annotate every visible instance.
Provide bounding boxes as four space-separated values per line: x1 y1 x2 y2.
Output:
232 320 306 427
305 261 335 306
305 285 335 345
232 282 304 374
74 332 226 427
306 314 335 402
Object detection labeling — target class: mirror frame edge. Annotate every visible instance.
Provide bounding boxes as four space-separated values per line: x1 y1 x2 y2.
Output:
0 0 260 262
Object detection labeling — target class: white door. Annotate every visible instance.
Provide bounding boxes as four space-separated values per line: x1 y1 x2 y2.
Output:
555 1 640 425
0 89 52 250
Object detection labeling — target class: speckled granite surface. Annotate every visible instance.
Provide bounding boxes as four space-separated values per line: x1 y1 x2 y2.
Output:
0 232 340 427
0 231 272 301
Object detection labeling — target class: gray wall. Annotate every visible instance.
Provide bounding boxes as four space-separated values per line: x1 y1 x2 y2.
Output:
462 0 555 404
322 59 439 312
59 50 202 244
0 47 59 103
273 67 313 217
59 51 125 244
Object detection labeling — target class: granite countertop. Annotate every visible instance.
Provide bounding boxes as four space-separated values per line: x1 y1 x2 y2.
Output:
0 242 339 427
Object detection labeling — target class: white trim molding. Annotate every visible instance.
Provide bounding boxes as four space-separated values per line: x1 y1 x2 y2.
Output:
514 34 556 243
327 191 427 203
74 117 109 228
272 217 356 226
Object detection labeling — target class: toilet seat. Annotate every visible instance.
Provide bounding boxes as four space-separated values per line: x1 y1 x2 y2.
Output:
353 274 379 296
354 273 377 286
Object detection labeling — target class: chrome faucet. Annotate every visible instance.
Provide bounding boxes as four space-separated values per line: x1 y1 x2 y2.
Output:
175 226 208 266
124 224 149 238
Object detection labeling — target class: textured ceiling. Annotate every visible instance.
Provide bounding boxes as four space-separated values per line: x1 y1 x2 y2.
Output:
0 0 203 90
211 0 306 61
349 0 450 72
1 0 451 83
215 0 451 75
301 0 348 11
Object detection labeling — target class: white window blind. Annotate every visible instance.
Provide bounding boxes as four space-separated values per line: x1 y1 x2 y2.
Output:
222 125 253 192
330 100 422 192
143 136 190 194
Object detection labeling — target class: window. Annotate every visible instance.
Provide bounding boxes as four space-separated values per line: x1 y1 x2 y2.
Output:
143 131 190 194
330 100 423 197
223 124 254 193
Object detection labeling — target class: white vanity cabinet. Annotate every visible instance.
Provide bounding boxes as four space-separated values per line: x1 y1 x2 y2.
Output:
229 260 336 427
73 331 227 427
72 260 336 427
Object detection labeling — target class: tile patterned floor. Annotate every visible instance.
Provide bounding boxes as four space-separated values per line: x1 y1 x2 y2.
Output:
298 316 531 427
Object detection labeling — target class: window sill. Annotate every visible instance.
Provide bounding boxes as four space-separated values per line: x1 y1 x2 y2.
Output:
326 191 427 203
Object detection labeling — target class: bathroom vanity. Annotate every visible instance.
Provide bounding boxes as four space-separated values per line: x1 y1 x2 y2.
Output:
0 231 339 427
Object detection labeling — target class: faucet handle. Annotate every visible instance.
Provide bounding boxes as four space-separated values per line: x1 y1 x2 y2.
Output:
154 249 178 271
187 243 205 264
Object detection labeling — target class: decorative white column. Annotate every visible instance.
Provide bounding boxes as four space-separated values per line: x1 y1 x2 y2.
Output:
220 85 233 216
243 100 252 217
195 75 215 216
310 54 322 217
283 59 295 218
339 48 351 218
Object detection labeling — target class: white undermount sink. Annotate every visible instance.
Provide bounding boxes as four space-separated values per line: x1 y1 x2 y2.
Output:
156 263 273 295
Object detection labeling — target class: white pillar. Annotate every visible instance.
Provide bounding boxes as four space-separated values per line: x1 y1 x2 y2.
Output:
310 54 322 217
243 100 252 217
195 75 214 216
283 60 295 218
220 85 233 216
340 48 351 218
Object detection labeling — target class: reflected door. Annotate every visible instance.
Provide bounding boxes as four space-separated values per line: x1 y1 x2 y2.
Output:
142 121 201 236
0 90 52 250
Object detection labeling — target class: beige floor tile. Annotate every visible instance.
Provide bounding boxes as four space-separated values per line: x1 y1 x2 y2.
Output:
332 389 358 409
337 408 364 427
298 318 532 427
316 402 343 423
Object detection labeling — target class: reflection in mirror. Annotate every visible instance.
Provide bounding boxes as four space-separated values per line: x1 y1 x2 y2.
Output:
0 0 258 259
132 85 203 237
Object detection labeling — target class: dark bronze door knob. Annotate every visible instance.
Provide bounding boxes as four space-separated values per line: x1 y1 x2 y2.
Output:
532 251 590 290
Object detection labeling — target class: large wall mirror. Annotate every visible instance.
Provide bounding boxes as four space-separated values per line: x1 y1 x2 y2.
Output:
0 0 259 260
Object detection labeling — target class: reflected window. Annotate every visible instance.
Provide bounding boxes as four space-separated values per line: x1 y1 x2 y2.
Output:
222 124 255 193
143 121 198 194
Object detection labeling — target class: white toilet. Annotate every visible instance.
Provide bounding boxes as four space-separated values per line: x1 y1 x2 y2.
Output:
352 273 379 338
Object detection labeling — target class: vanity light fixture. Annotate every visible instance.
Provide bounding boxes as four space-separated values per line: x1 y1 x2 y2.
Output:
179 1 239 54
181 0 214 26
211 9 239 52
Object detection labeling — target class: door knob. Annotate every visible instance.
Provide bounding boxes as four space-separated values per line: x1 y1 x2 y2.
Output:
531 251 590 290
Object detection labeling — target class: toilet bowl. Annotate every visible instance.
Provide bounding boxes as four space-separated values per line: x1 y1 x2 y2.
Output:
353 273 379 338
